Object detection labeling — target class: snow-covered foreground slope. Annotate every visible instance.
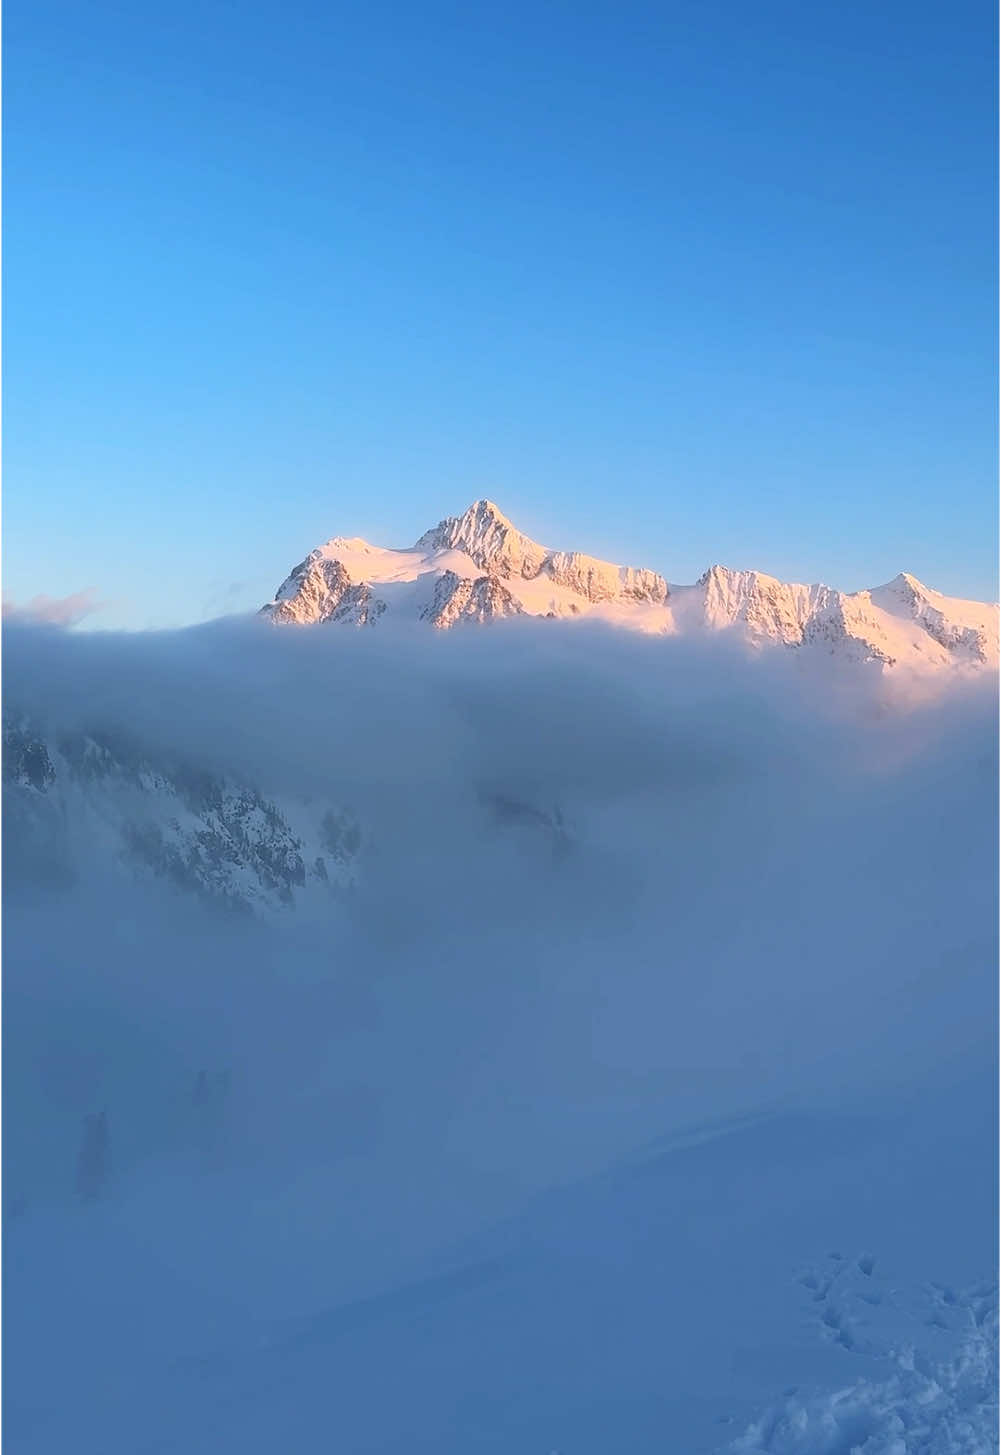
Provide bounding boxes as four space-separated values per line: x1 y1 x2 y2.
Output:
3 620 996 1452
5 1057 994 1453
262 499 999 673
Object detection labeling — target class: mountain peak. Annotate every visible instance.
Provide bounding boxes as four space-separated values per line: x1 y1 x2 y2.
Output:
461 498 510 526
419 497 511 540
884 571 929 596
414 499 548 578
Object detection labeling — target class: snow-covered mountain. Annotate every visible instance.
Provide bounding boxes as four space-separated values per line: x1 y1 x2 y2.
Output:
2 716 361 915
2 714 570 916
262 500 999 671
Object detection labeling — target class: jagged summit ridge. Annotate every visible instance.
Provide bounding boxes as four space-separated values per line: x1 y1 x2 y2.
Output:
414 499 548 579
264 499 670 629
261 501 998 671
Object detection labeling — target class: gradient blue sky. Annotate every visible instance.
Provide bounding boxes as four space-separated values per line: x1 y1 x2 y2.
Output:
5 0 997 627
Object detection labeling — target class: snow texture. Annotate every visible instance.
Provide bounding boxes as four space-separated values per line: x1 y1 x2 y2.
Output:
728 1272 997 1454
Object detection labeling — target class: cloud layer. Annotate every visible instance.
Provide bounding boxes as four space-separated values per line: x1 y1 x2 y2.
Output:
3 615 996 1449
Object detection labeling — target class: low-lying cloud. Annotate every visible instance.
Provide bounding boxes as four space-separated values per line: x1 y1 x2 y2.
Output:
3 616 997 1271
3 587 106 627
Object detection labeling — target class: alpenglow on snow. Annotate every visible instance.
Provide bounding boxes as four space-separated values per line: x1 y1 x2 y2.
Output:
261 500 999 671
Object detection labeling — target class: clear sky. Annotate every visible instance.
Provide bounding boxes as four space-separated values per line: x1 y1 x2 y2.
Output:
4 0 997 628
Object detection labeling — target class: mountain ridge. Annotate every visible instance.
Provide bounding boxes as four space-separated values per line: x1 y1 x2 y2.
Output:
262 500 998 671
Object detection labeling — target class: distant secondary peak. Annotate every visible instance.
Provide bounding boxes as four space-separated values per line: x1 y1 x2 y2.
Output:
697 564 753 588
885 571 928 595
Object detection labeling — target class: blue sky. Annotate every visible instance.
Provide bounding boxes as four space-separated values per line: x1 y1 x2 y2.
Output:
4 0 997 627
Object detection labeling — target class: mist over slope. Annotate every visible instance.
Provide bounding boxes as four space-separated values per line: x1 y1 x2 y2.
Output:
3 617 997 1451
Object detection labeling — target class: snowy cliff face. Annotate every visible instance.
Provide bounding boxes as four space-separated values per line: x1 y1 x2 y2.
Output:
418 570 526 628
545 552 667 605
2 715 360 915
261 500 999 673
268 557 387 627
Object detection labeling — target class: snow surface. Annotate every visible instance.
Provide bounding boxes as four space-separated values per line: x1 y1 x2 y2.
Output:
5 1069 995 1453
727 1272 997 1454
